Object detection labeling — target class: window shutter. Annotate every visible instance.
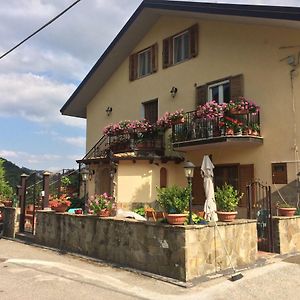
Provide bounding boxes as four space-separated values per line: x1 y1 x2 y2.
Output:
144 100 158 124
189 24 199 58
163 37 172 68
129 53 138 81
151 43 158 73
272 163 287 184
160 167 167 188
230 74 244 99
195 84 207 106
238 164 254 207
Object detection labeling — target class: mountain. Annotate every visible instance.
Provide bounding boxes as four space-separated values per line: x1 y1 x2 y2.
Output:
0 158 42 189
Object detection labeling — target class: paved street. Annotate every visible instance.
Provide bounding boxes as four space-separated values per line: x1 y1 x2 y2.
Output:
1 238 300 300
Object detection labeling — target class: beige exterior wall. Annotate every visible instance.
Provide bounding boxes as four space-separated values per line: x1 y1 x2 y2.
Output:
86 15 300 203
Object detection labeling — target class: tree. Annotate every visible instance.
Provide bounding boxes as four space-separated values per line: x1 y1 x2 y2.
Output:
0 159 13 201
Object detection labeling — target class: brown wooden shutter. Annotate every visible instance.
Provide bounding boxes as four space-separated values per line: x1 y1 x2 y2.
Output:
230 74 244 100
144 99 158 124
160 167 167 188
189 24 199 58
272 163 287 184
129 53 138 81
151 43 158 73
163 37 172 68
195 84 208 106
239 164 254 207
192 167 205 205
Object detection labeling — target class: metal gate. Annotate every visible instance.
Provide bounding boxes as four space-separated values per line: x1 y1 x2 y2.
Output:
247 180 274 252
22 173 43 234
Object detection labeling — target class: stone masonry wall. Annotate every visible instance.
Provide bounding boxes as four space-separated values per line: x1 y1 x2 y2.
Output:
185 220 257 281
1 207 20 238
35 211 257 282
272 216 300 254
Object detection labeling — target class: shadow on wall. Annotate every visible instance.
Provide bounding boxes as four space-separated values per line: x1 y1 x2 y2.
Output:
272 179 299 208
131 182 151 206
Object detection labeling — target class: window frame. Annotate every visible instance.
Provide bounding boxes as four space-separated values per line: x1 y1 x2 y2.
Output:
172 30 190 65
137 48 152 78
208 79 230 104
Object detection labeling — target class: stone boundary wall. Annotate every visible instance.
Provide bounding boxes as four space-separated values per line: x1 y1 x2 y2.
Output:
0 207 20 238
35 211 257 282
272 216 300 254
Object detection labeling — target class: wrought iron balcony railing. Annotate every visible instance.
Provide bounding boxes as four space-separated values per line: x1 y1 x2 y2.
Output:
172 110 261 145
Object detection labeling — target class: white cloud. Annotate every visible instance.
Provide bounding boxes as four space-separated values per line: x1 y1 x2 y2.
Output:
0 150 18 159
60 136 85 148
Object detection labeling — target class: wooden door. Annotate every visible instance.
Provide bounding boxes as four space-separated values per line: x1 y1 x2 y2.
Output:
238 164 254 207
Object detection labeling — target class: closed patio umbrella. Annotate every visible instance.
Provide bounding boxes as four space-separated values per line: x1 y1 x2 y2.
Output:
201 155 218 222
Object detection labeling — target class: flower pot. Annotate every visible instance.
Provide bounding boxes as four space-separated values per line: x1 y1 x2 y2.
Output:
226 128 234 135
166 213 187 225
252 130 259 136
278 207 296 217
52 204 69 213
217 211 238 222
97 209 110 217
172 118 185 125
229 108 248 115
2 200 13 207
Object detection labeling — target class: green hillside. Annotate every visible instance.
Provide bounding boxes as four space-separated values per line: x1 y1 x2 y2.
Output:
0 158 37 190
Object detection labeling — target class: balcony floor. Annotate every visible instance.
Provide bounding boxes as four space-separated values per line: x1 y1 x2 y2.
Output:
173 135 263 151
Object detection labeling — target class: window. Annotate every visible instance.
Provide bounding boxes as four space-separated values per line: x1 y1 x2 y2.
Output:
138 49 151 77
173 31 190 64
196 74 244 107
143 99 158 124
163 24 198 68
208 80 230 104
129 43 158 81
272 163 287 184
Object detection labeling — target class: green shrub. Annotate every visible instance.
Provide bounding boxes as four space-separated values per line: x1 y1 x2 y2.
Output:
156 185 190 214
133 207 145 217
215 183 242 212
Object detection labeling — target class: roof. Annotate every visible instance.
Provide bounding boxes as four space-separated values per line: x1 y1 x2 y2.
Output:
60 0 300 118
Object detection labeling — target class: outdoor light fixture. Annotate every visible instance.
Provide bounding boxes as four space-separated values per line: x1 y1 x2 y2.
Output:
106 106 113 116
183 161 195 225
170 86 178 98
81 169 89 181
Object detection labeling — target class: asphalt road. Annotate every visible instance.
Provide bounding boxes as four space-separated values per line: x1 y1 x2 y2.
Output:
1 239 300 300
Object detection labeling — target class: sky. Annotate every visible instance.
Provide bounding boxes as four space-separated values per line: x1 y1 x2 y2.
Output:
0 0 299 172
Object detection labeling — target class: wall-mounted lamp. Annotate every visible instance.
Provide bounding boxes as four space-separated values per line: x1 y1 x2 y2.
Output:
106 106 113 116
89 169 95 181
170 86 178 98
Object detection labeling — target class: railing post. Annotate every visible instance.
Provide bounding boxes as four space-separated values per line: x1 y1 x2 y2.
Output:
247 183 252 219
19 173 28 233
42 172 50 209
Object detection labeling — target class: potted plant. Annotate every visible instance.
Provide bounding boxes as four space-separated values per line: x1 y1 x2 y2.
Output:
277 203 297 217
49 194 71 212
226 97 259 115
156 185 190 225
215 183 243 222
251 123 260 136
89 193 115 217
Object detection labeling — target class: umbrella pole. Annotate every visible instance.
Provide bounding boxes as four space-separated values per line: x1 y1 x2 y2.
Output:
213 221 244 281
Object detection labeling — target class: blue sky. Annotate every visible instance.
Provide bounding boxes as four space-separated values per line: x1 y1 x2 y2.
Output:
0 0 298 171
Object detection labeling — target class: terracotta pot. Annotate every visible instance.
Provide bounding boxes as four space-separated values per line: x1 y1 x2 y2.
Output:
278 207 296 217
252 130 259 136
229 108 248 115
97 209 110 217
226 128 234 135
52 204 69 213
2 200 13 207
217 211 238 222
166 214 187 225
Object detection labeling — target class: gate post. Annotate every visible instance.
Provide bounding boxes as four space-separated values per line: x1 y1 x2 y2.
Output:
16 185 22 208
19 173 28 233
42 172 50 209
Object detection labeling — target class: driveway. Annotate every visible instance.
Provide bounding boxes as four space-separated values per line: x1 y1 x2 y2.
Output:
0 239 300 300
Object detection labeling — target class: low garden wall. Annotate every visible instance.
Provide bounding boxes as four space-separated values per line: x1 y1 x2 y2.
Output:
272 216 300 254
35 211 257 282
0 207 20 238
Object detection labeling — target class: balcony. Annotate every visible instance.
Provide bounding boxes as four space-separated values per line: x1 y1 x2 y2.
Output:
172 110 263 150
109 132 164 156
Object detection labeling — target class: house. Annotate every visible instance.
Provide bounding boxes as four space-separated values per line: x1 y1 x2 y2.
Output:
61 0 300 215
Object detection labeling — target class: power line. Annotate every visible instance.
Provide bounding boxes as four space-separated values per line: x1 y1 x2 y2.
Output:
0 0 82 60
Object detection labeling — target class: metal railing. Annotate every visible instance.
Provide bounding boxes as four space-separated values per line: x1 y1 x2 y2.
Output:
172 110 260 143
